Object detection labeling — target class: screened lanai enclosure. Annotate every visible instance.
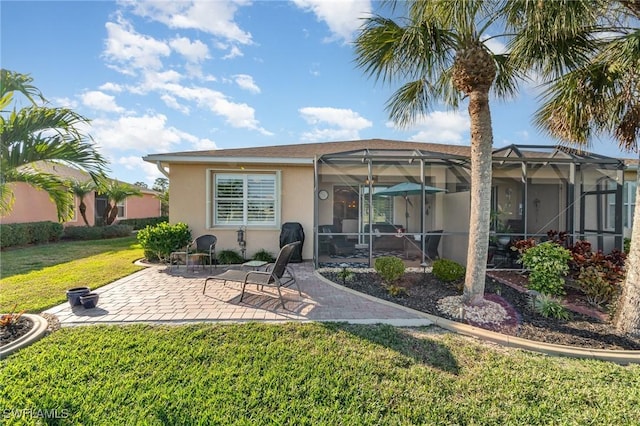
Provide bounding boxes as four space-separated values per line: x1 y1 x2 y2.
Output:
314 144 625 269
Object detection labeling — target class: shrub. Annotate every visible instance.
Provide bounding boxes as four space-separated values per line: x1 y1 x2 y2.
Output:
337 265 354 285
385 284 407 297
568 240 626 291
374 256 405 284
432 259 465 283
118 216 168 230
217 250 245 265
624 238 631 254
519 241 572 296
0 221 63 248
136 222 191 262
529 293 571 320
63 225 133 241
252 249 275 263
577 265 619 308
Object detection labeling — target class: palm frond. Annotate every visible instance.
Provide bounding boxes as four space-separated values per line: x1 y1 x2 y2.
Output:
0 69 45 109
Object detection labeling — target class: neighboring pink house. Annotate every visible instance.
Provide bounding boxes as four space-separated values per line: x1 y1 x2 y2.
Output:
0 162 161 226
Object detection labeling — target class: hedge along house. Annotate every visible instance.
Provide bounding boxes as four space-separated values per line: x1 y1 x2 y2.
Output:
0 161 162 227
143 139 635 268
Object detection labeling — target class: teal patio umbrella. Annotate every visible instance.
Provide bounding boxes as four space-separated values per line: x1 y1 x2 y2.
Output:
374 182 446 230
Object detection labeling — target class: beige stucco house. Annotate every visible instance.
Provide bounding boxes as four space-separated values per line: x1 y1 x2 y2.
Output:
0 162 162 227
144 139 637 268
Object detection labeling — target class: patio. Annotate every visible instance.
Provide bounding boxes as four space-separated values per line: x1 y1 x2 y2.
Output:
44 262 433 327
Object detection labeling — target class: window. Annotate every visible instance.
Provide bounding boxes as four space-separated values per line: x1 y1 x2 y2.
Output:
213 173 278 226
624 181 637 228
117 201 126 219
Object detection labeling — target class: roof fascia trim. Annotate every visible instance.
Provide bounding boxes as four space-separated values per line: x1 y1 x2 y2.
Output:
143 155 313 165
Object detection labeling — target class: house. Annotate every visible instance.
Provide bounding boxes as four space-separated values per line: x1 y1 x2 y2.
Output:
0 162 162 227
143 139 637 267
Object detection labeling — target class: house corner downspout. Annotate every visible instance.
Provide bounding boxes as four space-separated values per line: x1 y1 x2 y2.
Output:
156 161 169 178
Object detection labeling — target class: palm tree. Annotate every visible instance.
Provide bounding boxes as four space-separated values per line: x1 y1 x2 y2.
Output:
0 69 107 221
99 180 142 225
69 179 95 226
506 1 640 335
354 1 522 305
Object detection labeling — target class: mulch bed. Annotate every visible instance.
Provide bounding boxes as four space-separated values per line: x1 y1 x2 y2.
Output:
0 316 34 347
322 271 640 350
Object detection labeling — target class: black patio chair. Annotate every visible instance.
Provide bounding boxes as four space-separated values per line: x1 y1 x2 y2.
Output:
202 241 302 308
425 230 442 261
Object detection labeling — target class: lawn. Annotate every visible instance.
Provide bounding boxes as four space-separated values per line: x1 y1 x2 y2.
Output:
0 237 144 313
1 322 640 424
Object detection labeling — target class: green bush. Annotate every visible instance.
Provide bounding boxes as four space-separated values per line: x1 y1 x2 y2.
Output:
118 216 168 230
577 265 619 308
252 249 275 263
0 221 63 248
374 256 405 284
529 293 571 320
432 259 466 283
519 241 572 296
136 222 191 262
624 238 631 254
63 225 133 241
217 250 245 265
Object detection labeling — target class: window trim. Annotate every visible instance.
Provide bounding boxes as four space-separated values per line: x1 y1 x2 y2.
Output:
207 169 281 229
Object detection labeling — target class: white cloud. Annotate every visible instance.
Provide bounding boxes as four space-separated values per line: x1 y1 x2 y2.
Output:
125 0 253 44
233 74 260 94
192 138 218 151
154 83 271 134
293 0 372 43
170 36 210 62
81 91 125 113
90 113 196 153
160 94 190 114
98 82 124 92
53 97 78 109
299 107 372 141
104 17 171 73
482 35 507 55
118 155 165 183
387 110 470 144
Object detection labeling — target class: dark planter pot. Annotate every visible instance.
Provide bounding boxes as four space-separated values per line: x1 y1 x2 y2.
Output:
80 293 99 309
66 287 91 307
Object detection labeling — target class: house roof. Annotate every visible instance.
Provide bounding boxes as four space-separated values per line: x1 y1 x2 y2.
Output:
143 139 472 165
143 138 636 169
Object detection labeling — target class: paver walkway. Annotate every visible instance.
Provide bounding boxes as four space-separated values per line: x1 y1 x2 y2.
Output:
45 262 433 327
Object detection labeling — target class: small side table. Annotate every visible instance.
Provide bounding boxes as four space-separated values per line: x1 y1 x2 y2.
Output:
242 260 268 270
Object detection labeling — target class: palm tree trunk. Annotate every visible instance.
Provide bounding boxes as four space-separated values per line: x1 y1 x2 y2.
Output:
463 89 493 305
614 162 640 336
78 201 90 226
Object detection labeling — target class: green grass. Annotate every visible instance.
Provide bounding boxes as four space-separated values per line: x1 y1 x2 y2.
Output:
0 237 144 313
1 323 639 425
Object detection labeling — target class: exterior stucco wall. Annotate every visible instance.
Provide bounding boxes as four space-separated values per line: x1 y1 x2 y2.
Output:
169 163 314 260
0 183 98 226
124 193 161 219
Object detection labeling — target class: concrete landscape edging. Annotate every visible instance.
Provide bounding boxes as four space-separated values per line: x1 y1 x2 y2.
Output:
0 314 49 359
314 271 640 364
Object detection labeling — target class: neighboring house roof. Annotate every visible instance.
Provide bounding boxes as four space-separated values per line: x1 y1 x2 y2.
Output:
19 161 158 194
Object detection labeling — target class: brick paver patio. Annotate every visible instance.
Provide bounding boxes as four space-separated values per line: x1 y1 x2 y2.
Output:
45 262 433 327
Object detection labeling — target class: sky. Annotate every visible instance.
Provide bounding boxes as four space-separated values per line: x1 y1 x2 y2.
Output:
1 0 634 186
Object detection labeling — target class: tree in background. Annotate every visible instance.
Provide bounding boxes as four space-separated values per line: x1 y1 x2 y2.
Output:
99 180 142 225
153 177 169 216
354 1 523 305
69 179 96 226
134 181 148 189
506 0 640 335
0 69 107 221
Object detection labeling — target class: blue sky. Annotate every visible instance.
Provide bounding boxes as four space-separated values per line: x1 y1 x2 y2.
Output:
2 0 633 186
